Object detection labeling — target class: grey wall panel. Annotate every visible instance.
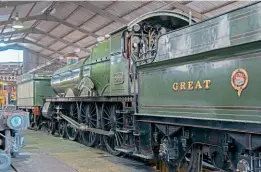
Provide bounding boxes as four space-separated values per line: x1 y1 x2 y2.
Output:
23 49 48 73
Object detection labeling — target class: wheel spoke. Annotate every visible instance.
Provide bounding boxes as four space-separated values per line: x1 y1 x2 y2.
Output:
90 108 95 115
58 120 66 138
103 117 110 120
101 104 123 156
67 104 79 141
79 103 97 147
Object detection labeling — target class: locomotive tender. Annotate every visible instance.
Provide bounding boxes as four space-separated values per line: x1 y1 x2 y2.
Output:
17 2 261 172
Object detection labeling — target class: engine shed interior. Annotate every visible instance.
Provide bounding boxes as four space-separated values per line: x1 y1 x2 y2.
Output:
0 1 259 172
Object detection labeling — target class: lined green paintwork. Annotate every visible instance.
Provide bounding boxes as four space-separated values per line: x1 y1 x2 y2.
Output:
110 32 122 54
91 40 110 63
82 40 111 95
34 79 54 106
53 59 85 75
52 59 84 95
138 2 261 124
53 30 130 96
139 44 261 123
110 32 130 95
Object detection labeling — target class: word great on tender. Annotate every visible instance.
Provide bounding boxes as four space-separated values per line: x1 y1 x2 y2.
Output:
172 80 211 91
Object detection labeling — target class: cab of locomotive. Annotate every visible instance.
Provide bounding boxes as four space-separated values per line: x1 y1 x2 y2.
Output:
123 11 196 64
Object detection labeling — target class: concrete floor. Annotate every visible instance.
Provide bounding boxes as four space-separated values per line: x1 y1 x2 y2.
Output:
8 130 155 172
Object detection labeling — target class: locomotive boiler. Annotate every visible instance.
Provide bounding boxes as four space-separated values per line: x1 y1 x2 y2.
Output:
16 2 261 172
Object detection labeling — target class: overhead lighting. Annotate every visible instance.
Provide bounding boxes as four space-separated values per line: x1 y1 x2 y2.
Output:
97 36 105 42
74 48 80 53
12 12 24 29
59 56 64 60
105 34 110 39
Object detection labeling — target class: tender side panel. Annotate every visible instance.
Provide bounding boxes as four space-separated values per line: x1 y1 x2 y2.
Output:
17 78 55 107
138 44 261 123
17 81 34 106
154 3 261 63
34 79 56 106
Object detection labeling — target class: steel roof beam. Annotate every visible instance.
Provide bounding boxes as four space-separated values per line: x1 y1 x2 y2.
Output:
201 1 237 14
0 43 53 61
46 15 99 38
74 2 127 24
0 13 99 38
0 1 34 8
0 28 33 36
32 28 90 52
0 28 91 53
0 14 48 26
170 2 205 20
16 44 64 64
16 45 53 61
6 38 64 56
22 38 64 55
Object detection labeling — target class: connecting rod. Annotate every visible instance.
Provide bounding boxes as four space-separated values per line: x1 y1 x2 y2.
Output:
59 113 114 136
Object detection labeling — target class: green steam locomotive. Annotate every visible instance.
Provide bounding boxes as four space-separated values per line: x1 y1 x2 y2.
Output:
17 2 261 172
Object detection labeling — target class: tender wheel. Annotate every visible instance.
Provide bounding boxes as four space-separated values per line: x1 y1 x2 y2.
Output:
187 144 203 172
101 103 123 156
79 103 98 147
58 120 66 138
162 144 203 172
66 104 79 141
211 149 231 171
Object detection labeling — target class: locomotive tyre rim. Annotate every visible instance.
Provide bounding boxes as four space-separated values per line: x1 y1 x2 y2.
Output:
30 122 35 128
47 120 56 135
101 104 123 156
79 104 98 147
0 152 11 171
81 131 97 147
66 103 79 141
58 120 66 138
40 122 48 133
66 123 78 141
29 113 35 128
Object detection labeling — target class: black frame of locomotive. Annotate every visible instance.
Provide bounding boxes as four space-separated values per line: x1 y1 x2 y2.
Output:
35 93 261 172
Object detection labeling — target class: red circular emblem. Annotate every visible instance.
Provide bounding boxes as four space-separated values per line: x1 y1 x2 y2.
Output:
231 68 248 97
